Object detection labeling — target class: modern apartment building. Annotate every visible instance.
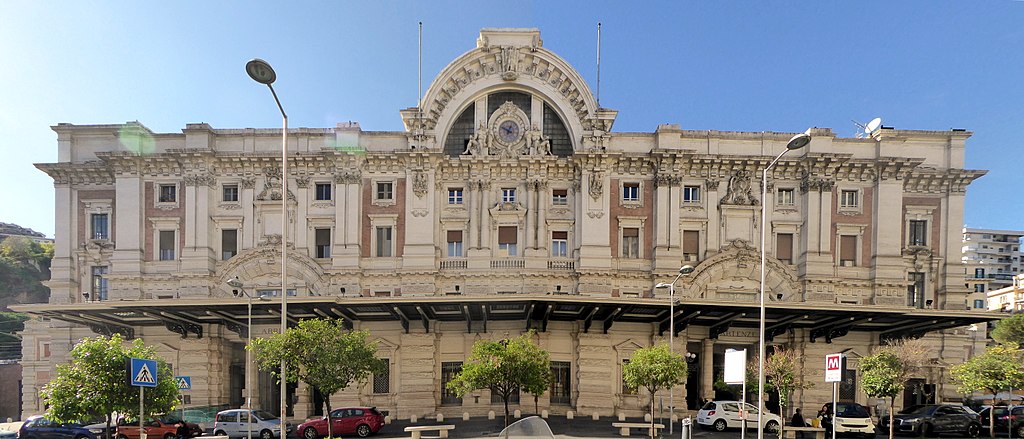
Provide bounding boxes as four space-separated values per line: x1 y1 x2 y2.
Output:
15 29 994 421
963 228 1024 299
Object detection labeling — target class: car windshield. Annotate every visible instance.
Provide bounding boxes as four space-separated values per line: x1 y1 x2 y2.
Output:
899 405 935 416
837 404 870 418
701 402 716 411
253 411 278 421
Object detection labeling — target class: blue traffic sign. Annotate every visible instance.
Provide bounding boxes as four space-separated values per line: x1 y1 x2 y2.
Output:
174 376 192 391
130 358 158 387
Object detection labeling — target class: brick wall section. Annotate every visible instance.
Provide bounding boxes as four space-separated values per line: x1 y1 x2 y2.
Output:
608 178 654 259
902 196 943 249
360 178 406 258
142 181 185 262
77 189 116 244
830 187 874 267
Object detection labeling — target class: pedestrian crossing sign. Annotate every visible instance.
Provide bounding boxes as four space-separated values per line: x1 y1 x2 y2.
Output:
130 358 158 387
175 376 192 391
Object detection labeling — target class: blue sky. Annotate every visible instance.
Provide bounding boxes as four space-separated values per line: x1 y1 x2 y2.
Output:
1 1 1022 238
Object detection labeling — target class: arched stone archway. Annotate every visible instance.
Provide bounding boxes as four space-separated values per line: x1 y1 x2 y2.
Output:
215 241 330 296
678 239 801 302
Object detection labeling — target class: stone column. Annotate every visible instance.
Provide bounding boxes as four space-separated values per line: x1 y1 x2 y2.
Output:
50 184 75 303
111 175 144 296
241 177 256 249
701 339 715 400
525 181 537 249
705 179 721 256
576 333 614 417
397 333 438 420
181 176 214 273
480 182 492 250
871 179 905 279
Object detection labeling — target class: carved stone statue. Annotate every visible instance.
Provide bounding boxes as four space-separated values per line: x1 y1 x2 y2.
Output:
589 172 603 198
463 130 482 156
480 123 492 155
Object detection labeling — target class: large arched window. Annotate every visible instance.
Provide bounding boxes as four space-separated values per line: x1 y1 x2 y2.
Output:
443 90 574 157
443 103 475 157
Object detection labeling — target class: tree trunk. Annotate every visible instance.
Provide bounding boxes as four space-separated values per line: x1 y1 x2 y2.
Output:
779 401 786 439
988 389 996 439
105 413 112 439
650 388 656 439
889 397 895 439
504 394 511 427
534 394 539 415
325 393 334 439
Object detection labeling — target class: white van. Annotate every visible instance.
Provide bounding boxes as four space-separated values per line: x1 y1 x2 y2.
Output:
212 409 292 439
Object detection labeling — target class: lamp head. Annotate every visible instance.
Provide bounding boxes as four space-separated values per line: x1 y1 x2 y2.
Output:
226 277 243 289
245 59 277 85
679 265 695 275
655 283 673 289
786 130 812 150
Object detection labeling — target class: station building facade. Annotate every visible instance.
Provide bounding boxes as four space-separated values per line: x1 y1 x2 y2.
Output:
17 28 993 421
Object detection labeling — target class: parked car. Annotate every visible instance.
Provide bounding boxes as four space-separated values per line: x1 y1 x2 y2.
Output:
879 404 981 437
978 406 1024 437
115 417 179 439
212 409 292 439
18 415 98 439
830 403 876 439
296 407 385 439
696 400 781 432
155 414 203 438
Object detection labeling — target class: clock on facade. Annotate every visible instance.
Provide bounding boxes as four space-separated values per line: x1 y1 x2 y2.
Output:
497 120 522 144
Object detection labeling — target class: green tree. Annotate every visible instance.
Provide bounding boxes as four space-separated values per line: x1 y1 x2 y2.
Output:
859 338 927 439
248 318 382 439
951 344 1024 438
40 334 179 439
747 346 809 436
623 344 688 439
446 331 551 427
991 314 1024 348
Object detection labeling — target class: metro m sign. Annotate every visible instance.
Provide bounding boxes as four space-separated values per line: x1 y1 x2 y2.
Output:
825 353 843 382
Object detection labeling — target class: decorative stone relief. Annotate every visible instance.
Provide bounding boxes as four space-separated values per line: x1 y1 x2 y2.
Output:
240 177 256 189
411 209 429 217
334 171 362 185
413 171 429 198
256 167 296 201
720 171 757 206
183 173 215 187
588 172 603 199
294 176 311 188
586 211 604 219
705 179 720 191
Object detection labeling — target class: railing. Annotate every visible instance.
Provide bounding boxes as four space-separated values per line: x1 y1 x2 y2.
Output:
491 258 525 269
440 258 467 270
547 258 575 270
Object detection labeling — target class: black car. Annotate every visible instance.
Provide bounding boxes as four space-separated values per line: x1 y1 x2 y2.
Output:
979 406 1024 437
18 415 99 439
880 404 981 437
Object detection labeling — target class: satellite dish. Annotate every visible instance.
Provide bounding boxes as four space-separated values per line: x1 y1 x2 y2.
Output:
865 117 882 134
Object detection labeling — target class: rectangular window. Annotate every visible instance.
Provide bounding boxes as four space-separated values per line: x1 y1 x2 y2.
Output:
91 213 109 240
223 184 239 202
622 182 640 202
909 220 928 246
222 229 238 260
622 228 640 259
91 266 108 301
973 299 985 309
840 235 857 266
375 226 393 257
159 184 177 203
502 188 517 203
683 230 699 261
446 230 463 257
315 183 332 201
551 231 568 257
158 230 175 260
908 272 925 307
550 361 571 405
777 188 795 206
375 182 393 200
498 226 517 256
551 189 568 205
840 190 858 208
373 359 390 394
257 289 298 297
682 186 701 203
839 366 857 403
622 359 635 394
448 188 463 205
776 233 794 264
441 362 463 405
491 385 520 404
975 268 985 278
315 228 331 258
974 284 986 293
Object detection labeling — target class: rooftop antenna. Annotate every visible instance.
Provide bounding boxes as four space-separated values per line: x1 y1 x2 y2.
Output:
596 22 602 107
852 117 883 139
418 22 423 129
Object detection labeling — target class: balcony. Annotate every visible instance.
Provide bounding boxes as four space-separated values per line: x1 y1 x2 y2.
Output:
491 258 525 269
440 258 467 270
547 258 575 271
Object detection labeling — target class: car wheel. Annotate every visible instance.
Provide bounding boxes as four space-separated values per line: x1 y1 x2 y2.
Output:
1015 424 1024 438
765 421 780 434
164 433 175 439
260 429 274 439
75 435 90 439
356 424 371 438
966 423 980 438
302 427 318 439
214 431 227 438
119 435 131 439
714 419 728 432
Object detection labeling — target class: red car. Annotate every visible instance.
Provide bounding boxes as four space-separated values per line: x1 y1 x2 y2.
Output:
297 407 384 438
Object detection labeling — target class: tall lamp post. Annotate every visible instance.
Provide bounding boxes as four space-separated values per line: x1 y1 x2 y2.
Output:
655 264 695 434
757 130 811 439
246 58 289 439
226 277 265 439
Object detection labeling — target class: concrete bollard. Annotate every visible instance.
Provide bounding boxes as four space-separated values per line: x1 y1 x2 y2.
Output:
463 412 470 421
618 413 626 421
644 413 652 422
514 409 522 418
436 414 444 422
671 414 678 423
410 414 418 423
384 416 392 425
566 411 574 420
541 410 549 419
488 411 496 420
592 412 600 421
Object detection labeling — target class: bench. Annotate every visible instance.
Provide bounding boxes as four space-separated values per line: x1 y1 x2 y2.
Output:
404 424 455 439
783 426 826 439
611 422 666 437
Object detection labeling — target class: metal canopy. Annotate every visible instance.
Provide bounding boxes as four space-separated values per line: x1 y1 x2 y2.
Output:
13 294 997 343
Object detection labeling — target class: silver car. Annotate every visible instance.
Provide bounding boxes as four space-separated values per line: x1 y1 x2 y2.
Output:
212 410 292 439
697 400 782 432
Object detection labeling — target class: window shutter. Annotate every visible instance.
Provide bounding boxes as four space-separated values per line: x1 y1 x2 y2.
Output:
683 230 699 254
776 233 793 261
498 226 517 244
447 230 462 242
840 235 857 261
552 231 567 240
623 227 639 238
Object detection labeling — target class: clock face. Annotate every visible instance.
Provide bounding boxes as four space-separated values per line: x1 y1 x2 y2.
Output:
498 120 521 143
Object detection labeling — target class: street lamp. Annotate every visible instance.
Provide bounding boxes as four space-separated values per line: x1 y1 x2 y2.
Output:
227 277 266 439
246 58 289 439
757 130 811 439
655 264 695 433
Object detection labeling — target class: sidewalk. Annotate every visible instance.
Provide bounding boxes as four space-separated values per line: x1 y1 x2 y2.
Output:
375 416 695 439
